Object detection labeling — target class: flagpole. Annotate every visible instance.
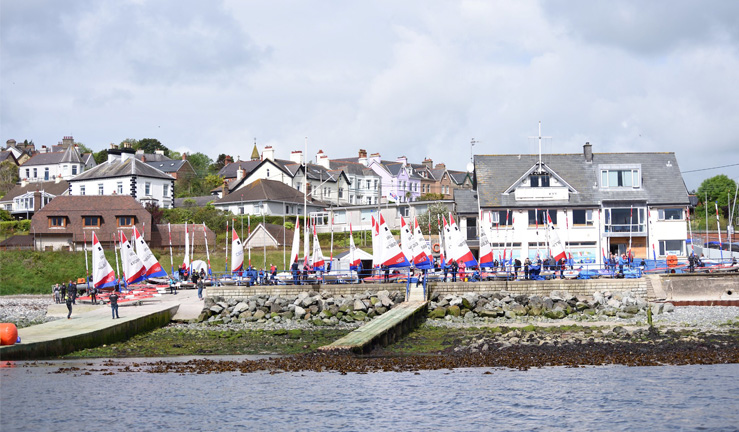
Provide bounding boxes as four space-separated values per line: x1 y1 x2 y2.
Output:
113 232 121 289
686 206 695 257
248 215 251 268
225 219 229 275
716 202 724 263
329 212 334 273
203 223 212 276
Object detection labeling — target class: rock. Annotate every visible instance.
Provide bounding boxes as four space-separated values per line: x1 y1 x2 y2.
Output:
448 305 461 317
478 309 500 318
602 308 617 317
527 306 542 316
353 311 367 321
622 305 639 314
511 304 527 316
429 307 447 318
375 306 387 315
370 296 380 306
617 312 635 319
607 299 621 309
450 297 463 307
253 310 266 320
543 310 566 319
209 304 224 314
663 303 675 313
353 299 367 311
651 303 664 315
542 298 554 311
575 302 589 312
294 306 306 319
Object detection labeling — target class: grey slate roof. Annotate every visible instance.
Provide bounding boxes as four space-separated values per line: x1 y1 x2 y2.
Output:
22 151 66 166
475 152 689 208
59 145 83 164
70 156 174 181
135 153 172 162
217 159 262 179
0 151 18 165
0 179 69 202
175 195 217 208
448 170 470 185
454 188 479 214
146 159 188 174
215 178 327 206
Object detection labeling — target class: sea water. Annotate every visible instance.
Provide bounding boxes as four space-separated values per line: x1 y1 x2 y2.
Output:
2 359 737 432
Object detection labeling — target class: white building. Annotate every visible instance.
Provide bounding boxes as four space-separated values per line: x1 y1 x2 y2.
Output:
19 143 94 182
68 147 175 209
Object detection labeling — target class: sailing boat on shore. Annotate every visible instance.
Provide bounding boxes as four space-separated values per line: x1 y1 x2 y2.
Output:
132 225 168 282
120 231 147 286
91 232 117 289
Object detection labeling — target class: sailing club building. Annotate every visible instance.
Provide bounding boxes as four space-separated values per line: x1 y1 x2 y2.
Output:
471 143 691 265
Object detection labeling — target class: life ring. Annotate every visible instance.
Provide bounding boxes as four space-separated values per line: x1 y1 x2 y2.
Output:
432 243 441 253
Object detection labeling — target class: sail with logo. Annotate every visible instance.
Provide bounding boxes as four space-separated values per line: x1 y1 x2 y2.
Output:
231 228 244 275
120 231 147 285
378 214 410 268
132 225 167 279
92 231 117 289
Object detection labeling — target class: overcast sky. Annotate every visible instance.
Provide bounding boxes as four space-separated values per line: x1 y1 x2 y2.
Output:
2 0 738 191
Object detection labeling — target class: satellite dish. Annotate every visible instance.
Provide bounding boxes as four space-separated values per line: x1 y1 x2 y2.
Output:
466 162 474 173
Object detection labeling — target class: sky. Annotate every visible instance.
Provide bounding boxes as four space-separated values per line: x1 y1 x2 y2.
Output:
2 0 738 192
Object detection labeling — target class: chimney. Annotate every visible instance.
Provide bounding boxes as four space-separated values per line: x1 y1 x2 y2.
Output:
122 141 132 149
154 149 165 156
316 149 330 168
290 150 304 165
222 180 229 197
262 145 275 161
109 143 117 150
396 155 407 165
33 191 42 212
358 149 368 166
435 163 446 169
62 136 74 147
55 174 62 184
422 158 433 169
236 165 245 181
41 145 48 153
6 139 16 148
224 155 232 166
369 153 381 165
21 178 27 187
182 152 187 161
583 142 593 162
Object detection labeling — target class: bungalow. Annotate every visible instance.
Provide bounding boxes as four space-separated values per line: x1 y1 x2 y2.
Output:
0 178 69 219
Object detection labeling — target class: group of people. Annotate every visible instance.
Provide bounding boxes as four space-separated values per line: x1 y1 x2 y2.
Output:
52 278 121 320
290 261 328 285
240 264 279 286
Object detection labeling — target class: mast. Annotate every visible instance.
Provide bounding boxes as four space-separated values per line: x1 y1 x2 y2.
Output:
168 223 174 276
303 136 308 264
83 231 89 293
329 211 334 273
225 219 229 274
113 232 120 287
716 202 724 263
203 223 212 276
686 206 695 257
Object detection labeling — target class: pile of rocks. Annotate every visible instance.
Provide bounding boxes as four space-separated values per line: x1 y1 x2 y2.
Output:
199 290 404 326
428 290 673 322
0 296 57 328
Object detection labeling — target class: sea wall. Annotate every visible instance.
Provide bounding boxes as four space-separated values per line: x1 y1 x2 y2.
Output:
650 273 738 303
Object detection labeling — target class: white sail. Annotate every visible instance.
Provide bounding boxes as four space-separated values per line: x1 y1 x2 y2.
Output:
92 231 116 289
133 225 166 278
183 222 190 271
120 231 147 284
311 224 325 270
371 215 382 268
231 228 244 273
290 217 300 264
399 217 415 263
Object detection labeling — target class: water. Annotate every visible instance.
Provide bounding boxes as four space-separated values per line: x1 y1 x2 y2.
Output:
2 358 738 432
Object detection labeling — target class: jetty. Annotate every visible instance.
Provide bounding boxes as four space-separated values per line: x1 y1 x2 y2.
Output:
0 290 203 361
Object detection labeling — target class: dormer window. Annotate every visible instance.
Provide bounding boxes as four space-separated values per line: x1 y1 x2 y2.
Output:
601 168 640 188
529 174 550 187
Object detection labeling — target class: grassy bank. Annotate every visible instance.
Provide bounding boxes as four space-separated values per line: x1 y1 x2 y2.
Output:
1 245 367 295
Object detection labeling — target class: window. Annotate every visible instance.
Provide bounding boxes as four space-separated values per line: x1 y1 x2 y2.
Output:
529 174 550 187
163 184 169 197
145 182 151 195
572 209 594 226
49 217 66 227
117 181 123 194
374 180 378 190
266 168 270 178
367 196 373 205
659 240 684 256
98 183 104 195
349 195 354 204
72 165 78 175
44 168 49 180
239 207 244 215
25 168 30 178
334 211 346 224
338 187 344 198
658 208 683 221
117 216 134 227
33 168 37 178
366 179 371 190
296 182 302 192
601 169 640 188
604 207 645 233
400 206 410 217
528 209 557 225
80 185 86 196
83 216 101 227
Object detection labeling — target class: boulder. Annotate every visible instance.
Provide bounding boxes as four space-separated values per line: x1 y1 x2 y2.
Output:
663 303 675 313
354 299 368 311
293 306 306 319
511 304 527 316
448 305 461 317
209 304 224 314
543 310 566 319
375 306 387 315
253 310 266 320
231 302 249 316
429 307 447 319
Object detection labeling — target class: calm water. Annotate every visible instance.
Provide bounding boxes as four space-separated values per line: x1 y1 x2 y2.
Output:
1 358 738 432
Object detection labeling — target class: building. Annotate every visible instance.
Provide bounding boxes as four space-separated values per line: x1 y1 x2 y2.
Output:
135 149 197 181
213 178 327 217
68 145 175 209
19 141 93 182
473 143 691 264
329 149 381 206
244 223 295 248
29 195 152 251
0 178 69 219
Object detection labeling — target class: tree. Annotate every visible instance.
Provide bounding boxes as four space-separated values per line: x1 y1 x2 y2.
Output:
0 160 19 198
145 202 164 225
419 192 444 201
187 152 213 175
696 175 737 217
416 202 450 235
74 142 94 154
210 154 231 173
93 149 108 165
133 138 172 157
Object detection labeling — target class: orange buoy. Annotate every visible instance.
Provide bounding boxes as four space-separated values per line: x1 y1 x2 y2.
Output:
0 323 18 345
666 255 678 268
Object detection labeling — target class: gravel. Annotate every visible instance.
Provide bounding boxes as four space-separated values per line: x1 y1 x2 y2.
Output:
0 295 59 328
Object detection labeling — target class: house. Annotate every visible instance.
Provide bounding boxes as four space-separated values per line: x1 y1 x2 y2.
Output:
329 149 381 206
364 154 422 204
0 150 19 167
215 157 294 198
68 144 175 209
244 223 295 248
283 151 351 206
19 140 93 182
29 195 152 251
0 178 69 219
473 143 691 264
135 149 197 181
4 139 36 165
213 178 327 217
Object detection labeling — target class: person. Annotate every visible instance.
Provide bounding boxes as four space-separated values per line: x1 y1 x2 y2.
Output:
53 284 60 304
514 258 522 279
109 289 120 319
89 285 97 305
258 268 265 285
291 261 300 285
442 261 449 282
67 280 77 305
524 257 531 280
458 261 466 281
326 261 332 273
383 265 390 283
178 264 185 281
357 261 363 283
169 275 177 294
451 260 458 282
199 268 206 284
65 291 73 319
302 263 309 284
270 264 277 285
60 282 66 304
618 253 625 274
470 268 481 282
559 257 566 279
191 268 199 285
197 277 204 300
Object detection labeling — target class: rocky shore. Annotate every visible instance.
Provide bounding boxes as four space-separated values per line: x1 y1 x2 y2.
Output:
0 296 58 328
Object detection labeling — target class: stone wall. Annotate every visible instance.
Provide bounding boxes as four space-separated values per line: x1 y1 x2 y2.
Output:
208 279 648 300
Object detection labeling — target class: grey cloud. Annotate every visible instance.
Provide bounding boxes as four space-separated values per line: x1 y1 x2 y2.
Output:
542 0 739 54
